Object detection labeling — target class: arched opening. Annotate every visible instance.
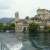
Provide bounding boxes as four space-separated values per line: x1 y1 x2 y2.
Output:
23 27 26 33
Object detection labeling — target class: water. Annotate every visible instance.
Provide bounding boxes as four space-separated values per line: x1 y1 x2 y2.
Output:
0 32 50 50
0 32 23 50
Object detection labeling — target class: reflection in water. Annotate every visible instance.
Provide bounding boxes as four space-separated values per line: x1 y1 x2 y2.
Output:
0 33 23 50
1 41 23 50
0 32 50 50
10 42 23 50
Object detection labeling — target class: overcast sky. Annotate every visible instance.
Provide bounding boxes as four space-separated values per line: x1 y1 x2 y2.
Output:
0 0 50 18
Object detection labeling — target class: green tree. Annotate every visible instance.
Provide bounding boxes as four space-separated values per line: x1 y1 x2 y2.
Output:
0 23 4 31
3 25 9 31
9 23 15 30
28 22 39 39
25 16 29 20
28 22 39 46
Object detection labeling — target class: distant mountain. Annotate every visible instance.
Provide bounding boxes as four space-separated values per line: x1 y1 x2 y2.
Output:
0 18 15 23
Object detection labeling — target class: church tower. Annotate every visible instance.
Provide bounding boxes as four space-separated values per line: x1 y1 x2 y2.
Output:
15 12 19 21
15 12 19 33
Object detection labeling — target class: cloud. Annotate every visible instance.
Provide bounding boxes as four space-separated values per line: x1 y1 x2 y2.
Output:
0 0 15 18
0 0 33 18
0 0 50 18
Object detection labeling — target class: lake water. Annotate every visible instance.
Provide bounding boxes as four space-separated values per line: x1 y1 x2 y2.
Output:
0 32 23 50
0 32 50 50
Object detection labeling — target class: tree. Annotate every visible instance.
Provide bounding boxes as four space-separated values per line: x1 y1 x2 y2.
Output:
25 16 29 20
0 23 4 31
28 22 39 46
3 25 9 31
28 22 39 39
9 23 15 30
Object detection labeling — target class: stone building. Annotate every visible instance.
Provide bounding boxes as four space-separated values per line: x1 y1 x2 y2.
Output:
15 12 29 33
16 19 29 33
15 9 50 45
34 9 50 46
32 9 50 28
15 12 30 40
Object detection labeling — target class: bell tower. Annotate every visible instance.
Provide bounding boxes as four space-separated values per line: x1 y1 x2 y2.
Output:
15 12 19 33
15 12 19 21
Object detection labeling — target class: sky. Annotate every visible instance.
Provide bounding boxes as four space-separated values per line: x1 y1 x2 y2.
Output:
0 0 50 18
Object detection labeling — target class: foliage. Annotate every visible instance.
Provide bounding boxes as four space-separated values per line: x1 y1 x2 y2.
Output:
44 26 50 33
0 23 15 32
25 16 29 20
3 25 10 31
28 22 39 39
0 23 4 31
9 23 15 30
48 29 50 32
